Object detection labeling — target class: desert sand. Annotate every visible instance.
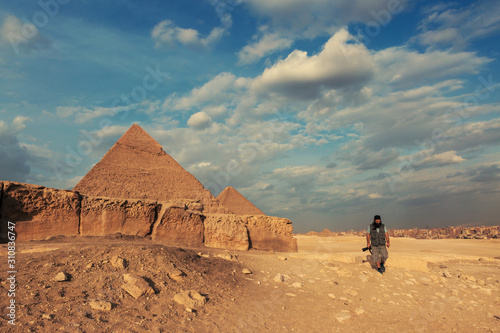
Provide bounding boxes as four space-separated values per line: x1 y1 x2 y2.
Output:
1 235 499 332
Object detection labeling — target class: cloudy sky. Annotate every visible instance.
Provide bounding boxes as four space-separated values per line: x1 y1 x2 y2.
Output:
1 0 499 233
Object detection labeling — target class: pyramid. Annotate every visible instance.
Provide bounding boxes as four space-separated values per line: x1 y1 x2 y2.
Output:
216 186 265 215
73 124 223 212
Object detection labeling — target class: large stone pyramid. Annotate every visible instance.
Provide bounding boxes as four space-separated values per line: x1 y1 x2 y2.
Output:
73 124 223 212
216 186 265 215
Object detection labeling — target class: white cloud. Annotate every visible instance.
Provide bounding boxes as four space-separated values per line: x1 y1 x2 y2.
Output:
414 0 500 50
187 111 213 130
374 46 491 88
422 150 465 167
238 31 293 64
152 20 225 49
250 29 374 99
167 72 246 111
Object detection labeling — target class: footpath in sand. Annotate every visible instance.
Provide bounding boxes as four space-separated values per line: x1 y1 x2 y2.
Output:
1 235 499 332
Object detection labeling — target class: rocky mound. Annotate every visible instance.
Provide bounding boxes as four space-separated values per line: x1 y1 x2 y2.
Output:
216 186 265 215
73 124 225 213
0 237 252 332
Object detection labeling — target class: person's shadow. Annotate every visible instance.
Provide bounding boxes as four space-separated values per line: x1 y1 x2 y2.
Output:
363 254 377 269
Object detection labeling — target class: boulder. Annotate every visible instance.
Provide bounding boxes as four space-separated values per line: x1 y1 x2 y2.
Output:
173 290 207 309
54 272 70 282
121 274 155 299
241 215 298 252
151 205 204 246
90 300 112 311
80 197 158 237
203 214 249 251
0 182 81 242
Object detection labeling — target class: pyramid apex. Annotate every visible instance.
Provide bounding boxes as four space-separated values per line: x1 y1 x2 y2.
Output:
217 186 265 215
116 124 164 154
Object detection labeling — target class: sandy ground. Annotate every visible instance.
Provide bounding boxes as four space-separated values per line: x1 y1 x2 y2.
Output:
1 235 499 332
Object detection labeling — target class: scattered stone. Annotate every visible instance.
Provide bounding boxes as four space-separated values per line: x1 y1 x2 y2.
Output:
328 294 336 300
355 307 365 315
442 270 453 278
359 275 369 283
173 290 207 309
167 267 185 281
186 308 195 313
121 274 155 299
242 268 252 275
344 289 358 297
111 256 127 269
335 311 351 323
90 300 112 311
274 273 284 283
286 293 296 297
85 263 94 269
216 253 235 261
435 292 446 299
459 274 477 282
292 282 302 288
198 252 210 258
278 256 287 261
42 314 55 320
54 272 70 282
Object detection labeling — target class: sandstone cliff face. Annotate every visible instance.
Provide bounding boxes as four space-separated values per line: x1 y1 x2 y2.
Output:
80 197 158 237
203 214 249 251
1 182 297 252
0 181 81 241
151 204 204 246
241 215 298 252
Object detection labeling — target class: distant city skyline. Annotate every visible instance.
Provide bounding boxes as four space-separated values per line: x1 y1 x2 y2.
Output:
1 0 500 233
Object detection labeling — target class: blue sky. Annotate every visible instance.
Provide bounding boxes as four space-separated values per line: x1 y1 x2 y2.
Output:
1 0 499 233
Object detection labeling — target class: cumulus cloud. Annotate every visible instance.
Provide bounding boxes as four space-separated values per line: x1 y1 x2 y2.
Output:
187 111 213 130
250 29 374 99
238 0 412 62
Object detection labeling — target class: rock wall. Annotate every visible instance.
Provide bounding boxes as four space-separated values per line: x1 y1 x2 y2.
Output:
241 215 298 252
151 204 204 246
80 197 158 237
0 182 297 252
203 214 249 251
0 181 81 241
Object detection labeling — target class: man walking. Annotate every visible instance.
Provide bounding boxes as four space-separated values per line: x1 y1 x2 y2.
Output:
366 215 390 274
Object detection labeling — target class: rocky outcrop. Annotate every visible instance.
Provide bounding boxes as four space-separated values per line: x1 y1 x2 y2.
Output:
242 215 298 252
1 181 296 252
0 181 81 241
203 214 249 251
151 204 204 246
80 197 158 237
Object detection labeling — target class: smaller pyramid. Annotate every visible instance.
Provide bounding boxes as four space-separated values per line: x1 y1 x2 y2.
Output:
217 186 265 215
